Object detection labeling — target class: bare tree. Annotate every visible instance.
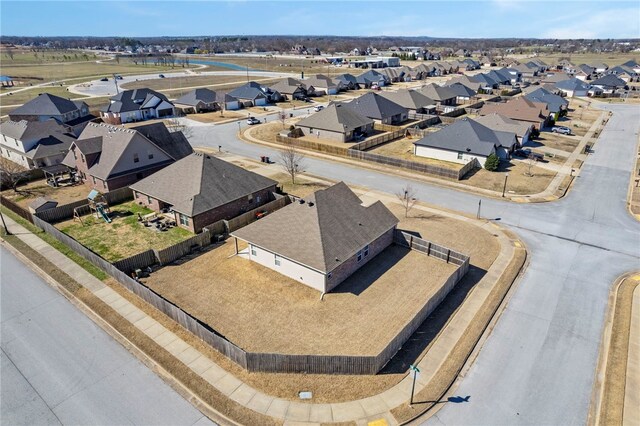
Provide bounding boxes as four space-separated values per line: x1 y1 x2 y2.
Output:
396 184 418 218
525 155 536 177
165 118 194 141
0 158 29 193
279 141 305 184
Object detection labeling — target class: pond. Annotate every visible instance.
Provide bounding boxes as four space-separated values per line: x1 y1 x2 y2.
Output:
188 59 262 71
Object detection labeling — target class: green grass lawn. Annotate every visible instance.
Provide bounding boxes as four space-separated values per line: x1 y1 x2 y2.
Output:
57 202 193 262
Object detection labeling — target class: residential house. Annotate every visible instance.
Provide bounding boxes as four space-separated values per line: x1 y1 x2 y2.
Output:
607 65 638 82
589 62 609 73
304 74 343 95
474 113 534 146
62 122 192 192
542 72 571 84
269 78 313 100
511 63 539 81
575 64 596 81
131 153 278 233
417 83 457 109
174 88 232 113
590 74 627 93
557 60 577 74
469 73 500 92
479 56 496 67
555 78 591 97
333 73 359 90
101 88 176 124
9 93 92 128
379 89 436 114
448 75 485 93
355 70 389 88
621 59 640 73
524 88 569 117
413 118 517 166
0 119 76 169
295 104 373 142
345 93 408 125
231 182 399 293
479 97 551 129
445 82 477 104
228 81 282 106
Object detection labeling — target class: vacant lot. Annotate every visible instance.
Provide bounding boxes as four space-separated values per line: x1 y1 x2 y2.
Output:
533 132 581 154
56 201 192 262
462 160 556 195
523 53 640 67
120 74 274 92
369 137 464 171
186 110 246 123
1 179 88 209
247 121 294 143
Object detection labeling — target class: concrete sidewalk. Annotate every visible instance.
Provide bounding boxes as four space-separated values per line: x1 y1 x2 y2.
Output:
624 278 640 426
1 200 520 425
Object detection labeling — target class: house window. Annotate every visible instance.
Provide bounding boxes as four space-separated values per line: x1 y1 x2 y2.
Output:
327 272 332 279
247 194 253 202
457 152 463 160
147 196 152 204
274 254 281 266
148 152 154 160
364 245 370 257
133 153 139 163
357 250 363 262
179 213 189 226
251 247 257 256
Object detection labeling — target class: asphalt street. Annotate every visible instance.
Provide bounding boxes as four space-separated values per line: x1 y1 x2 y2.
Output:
0 247 215 426
189 102 640 425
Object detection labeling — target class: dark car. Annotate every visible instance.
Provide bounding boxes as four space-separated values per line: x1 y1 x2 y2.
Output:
247 117 261 125
100 77 109 82
515 149 544 161
159 74 165 78
551 126 572 135
114 74 123 80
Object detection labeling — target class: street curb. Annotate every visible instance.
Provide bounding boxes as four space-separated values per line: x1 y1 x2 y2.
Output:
624 128 640 223
0 237 239 426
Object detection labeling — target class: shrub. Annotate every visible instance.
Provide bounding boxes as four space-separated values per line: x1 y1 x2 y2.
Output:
484 153 500 171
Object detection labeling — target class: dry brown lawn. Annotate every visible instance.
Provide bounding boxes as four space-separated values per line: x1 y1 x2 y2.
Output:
120 74 268 92
562 100 602 136
534 133 580 154
369 137 464 171
1 179 88 209
270 172 331 198
248 121 290 143
462 160 556 195
186 110 245 123
143 240 456 355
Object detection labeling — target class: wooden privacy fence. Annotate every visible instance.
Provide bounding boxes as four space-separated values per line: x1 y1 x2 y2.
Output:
35 187 134 223
275 135 349 156
348 129 404 151
223 194 291 233
30 211 470 374
394 230 470 266
0 195 34 224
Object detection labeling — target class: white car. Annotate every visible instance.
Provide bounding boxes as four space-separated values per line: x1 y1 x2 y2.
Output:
247 117 261 125
313 105 324 112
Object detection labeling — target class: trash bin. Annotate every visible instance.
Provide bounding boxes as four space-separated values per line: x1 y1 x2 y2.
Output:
290 113 293 118
265 156 270 163
260 156 266 162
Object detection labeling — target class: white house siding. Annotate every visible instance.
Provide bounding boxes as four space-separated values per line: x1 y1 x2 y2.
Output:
415 144 490 166
247 244 326 292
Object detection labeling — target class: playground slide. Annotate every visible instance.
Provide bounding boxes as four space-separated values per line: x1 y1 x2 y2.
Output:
96 204 112 223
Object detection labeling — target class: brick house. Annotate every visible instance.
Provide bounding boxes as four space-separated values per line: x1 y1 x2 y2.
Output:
62 122 192 192
100 88 176 125
232 182 399 293
130 153 278 233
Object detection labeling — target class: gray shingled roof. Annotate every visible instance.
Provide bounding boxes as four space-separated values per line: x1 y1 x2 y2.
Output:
379 89 435 110
344 93 407 120
590 74 626 88
0 119 71 141
269 78 308 95
296 103 373 133
474 113 532 139
27 134 75 160
174 88 221 106
524 88 569 113
417 83 457 102
103 88 171 113
130 122 193 161
555 78 591 92
413 118 516 156
228 81 269 100
445 82 477 98
232 182 399 273
130 153 277 216
10 93 83 117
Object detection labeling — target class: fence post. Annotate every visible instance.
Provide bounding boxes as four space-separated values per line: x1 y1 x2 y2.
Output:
446 249 450 263
427 242 431 256
409 235 413 248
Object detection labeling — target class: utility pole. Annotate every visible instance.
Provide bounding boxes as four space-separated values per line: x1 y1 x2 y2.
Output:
409 364 420 407
477 199 482 219
0 209 10 235
502 173 509 197
112 73 120 94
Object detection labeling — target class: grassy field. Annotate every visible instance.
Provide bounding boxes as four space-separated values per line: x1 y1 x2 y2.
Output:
120 74 276 92
192 55 338 76
463 160 556 195
533 132 581 153
1 48 99 65
270 171 332 198
56 201 192 262
521 52 639 67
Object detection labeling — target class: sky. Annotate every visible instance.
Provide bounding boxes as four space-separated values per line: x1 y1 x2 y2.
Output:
1 0 639 39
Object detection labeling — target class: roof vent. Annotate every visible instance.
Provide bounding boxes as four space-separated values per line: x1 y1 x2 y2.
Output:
308 202 314 207
298 199 306 204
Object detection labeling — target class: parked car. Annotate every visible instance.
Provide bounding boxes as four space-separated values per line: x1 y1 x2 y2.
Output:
247 117 261 125
114 74 123 80
159 74 165 78
551 126 572 135
313 105 324 112
515 149 544 161
100 77 108 82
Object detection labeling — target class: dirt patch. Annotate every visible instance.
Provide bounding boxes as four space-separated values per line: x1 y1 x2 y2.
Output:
1 179 88 209
597 276 639 425
462 160 556 195
142 240 456 355
55 201 192 262
369 137 463 171
247 121 291 143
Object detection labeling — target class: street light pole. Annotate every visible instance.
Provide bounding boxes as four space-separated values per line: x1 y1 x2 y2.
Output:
409 364 420 407
502 173 509 197
0 209 11 235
